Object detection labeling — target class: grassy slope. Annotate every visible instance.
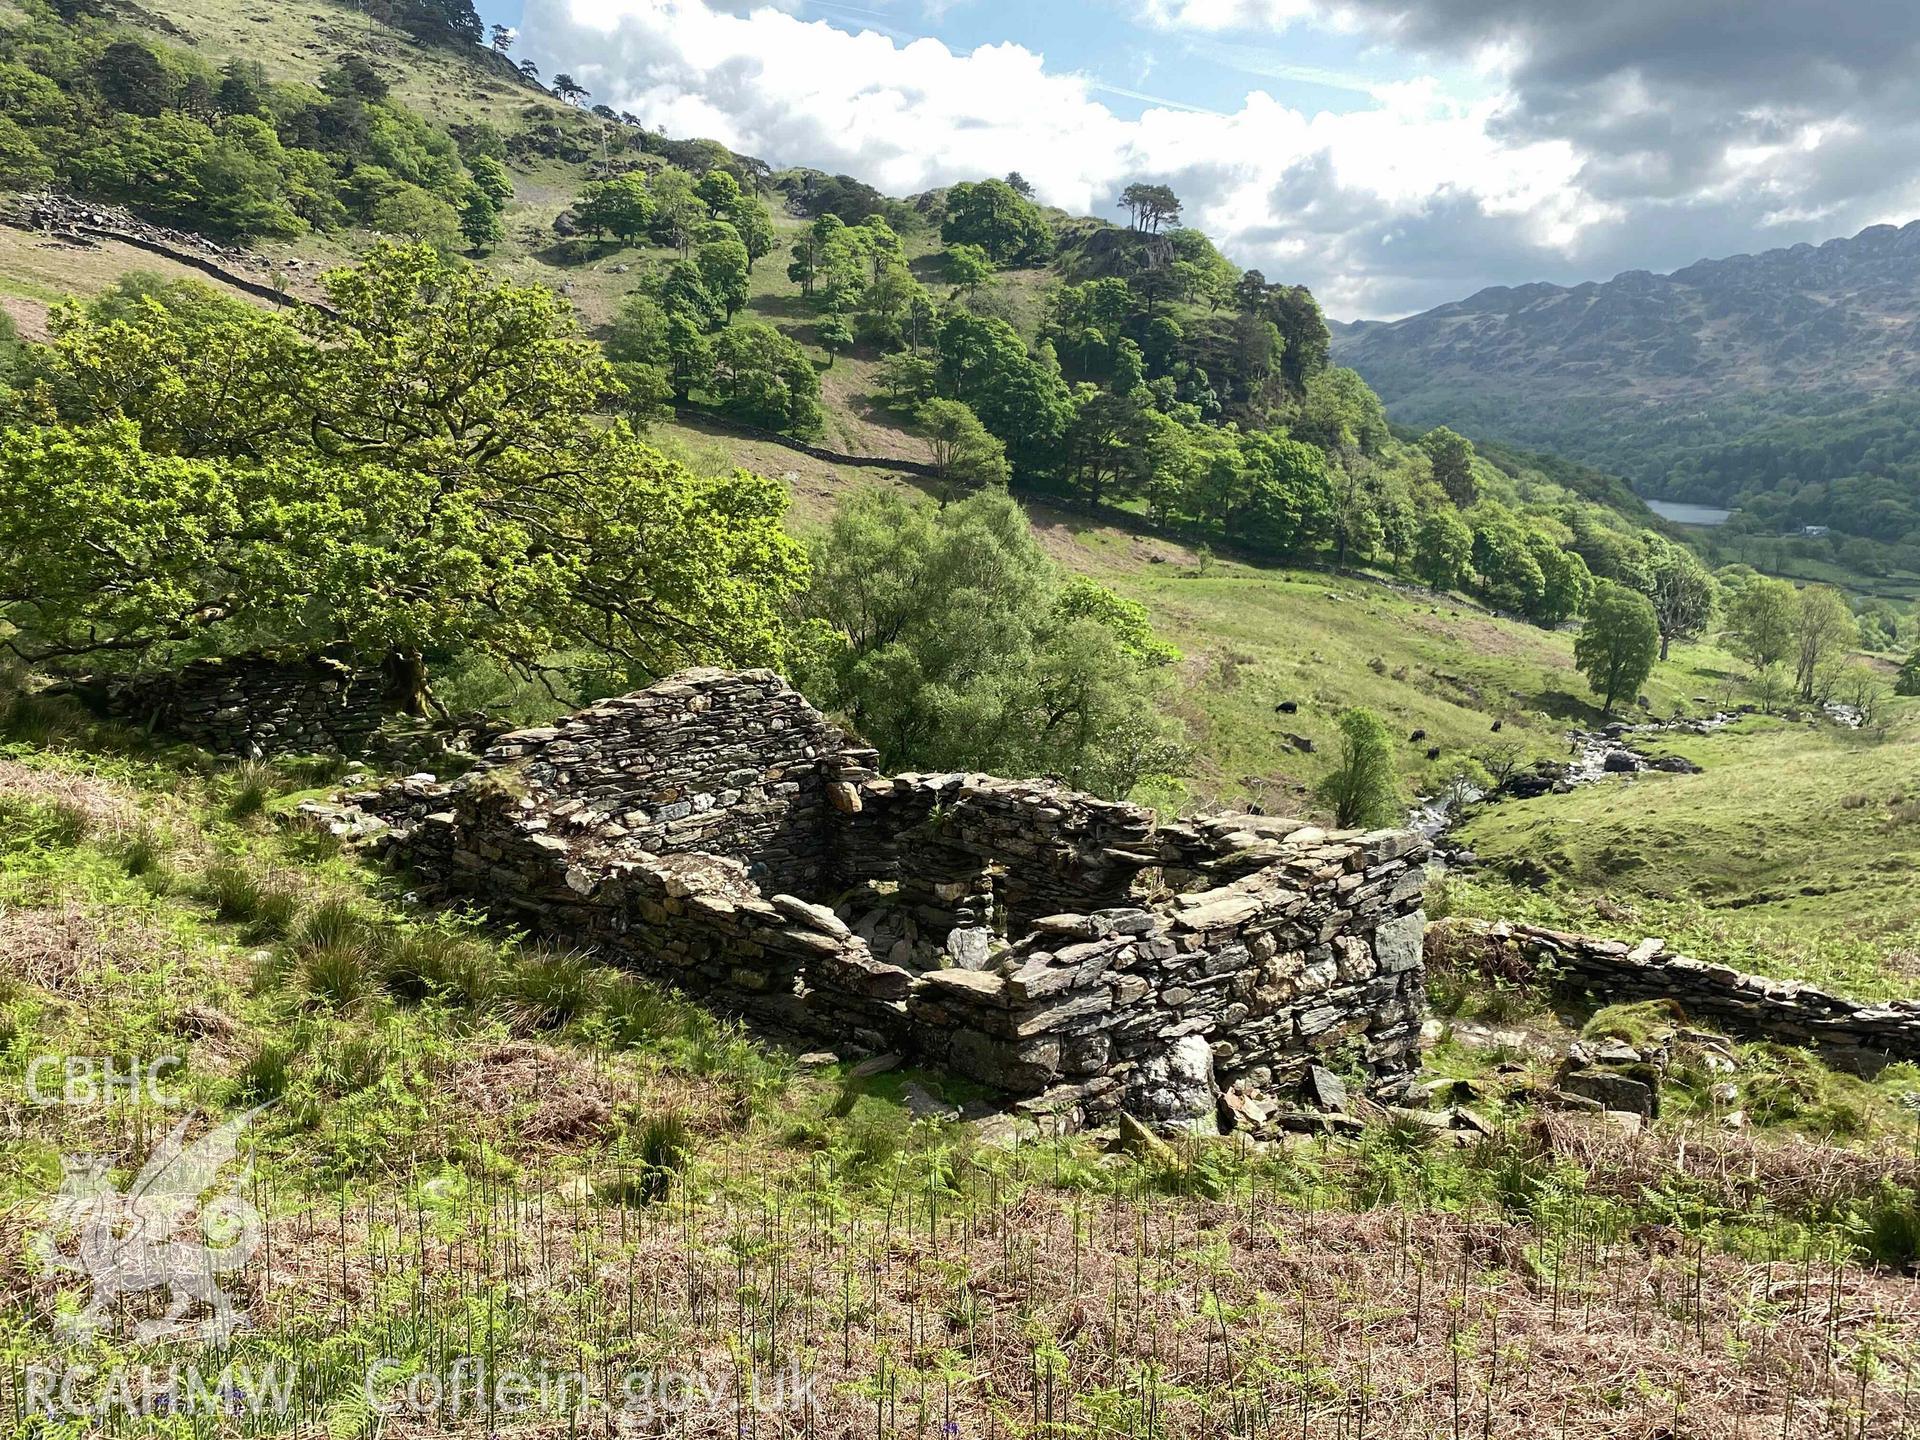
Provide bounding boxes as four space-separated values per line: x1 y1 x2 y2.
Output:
584 422 1920 996
0 224 325 337
2 713 1919 1436
1024 510 1747 809
1448 707 1920 997
13 0 1917 1006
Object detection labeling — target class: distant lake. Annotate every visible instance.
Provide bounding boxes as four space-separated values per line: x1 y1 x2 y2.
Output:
1644 499 1733 527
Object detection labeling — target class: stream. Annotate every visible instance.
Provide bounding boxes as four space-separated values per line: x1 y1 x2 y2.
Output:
1409 702 1863 856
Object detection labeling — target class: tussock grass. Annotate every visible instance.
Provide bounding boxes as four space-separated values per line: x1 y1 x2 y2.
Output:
505 944 602 1029
380 927 498 1008
218 758 284 819
292 895 368 954
300 941 371 1010
201 858 268 922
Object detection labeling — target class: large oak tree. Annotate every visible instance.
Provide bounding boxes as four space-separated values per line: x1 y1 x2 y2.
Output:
1 245 808 711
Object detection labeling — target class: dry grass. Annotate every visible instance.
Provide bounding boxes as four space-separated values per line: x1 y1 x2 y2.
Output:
0 900 152 993
452 1040 617 1149
9 1136 1911 1438
0 756 142 834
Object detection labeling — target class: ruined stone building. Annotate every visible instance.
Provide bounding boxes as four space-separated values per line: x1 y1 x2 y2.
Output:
347 670 1432 1131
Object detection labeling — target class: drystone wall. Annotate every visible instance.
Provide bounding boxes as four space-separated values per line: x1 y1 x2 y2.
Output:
1428 918 1920 1074
350 669 1432 1131
86 656 388 757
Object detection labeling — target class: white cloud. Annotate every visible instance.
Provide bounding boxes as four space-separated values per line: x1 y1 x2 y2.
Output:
521 0 1596 315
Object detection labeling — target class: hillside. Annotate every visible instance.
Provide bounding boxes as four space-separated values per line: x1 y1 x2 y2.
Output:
1335 220 1920 568
0 0 1898 917
0 709 1915 1434
5 1 1920 1429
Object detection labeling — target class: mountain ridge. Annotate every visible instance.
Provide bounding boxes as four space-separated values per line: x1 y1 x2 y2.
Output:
1331 215 1920 556
1336 215 1920 402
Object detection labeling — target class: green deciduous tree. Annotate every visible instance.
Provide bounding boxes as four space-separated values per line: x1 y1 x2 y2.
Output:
575 173 653 243
1642 540 1717 659
934 311 1072 482
1792 584 1858 702
708 321 823 436
1525 531 1593 626
1316 707 1403 829
944 243 994 297
0 116 53 191
917 397 1008 493
647 168 705 254
695 234 751 322
1062 386 1156 509
458 185 504 251
855 263 931 350
370 185 463 255
1895 649 1920 697
1724 576 1799 680
1470 505 1546 614
940 178 1053 265
877 350 939 407
816 313 854 366
607 293 669 366
1412 509 1474 591
1420 426 1478 508
1326 462 1383 568
31 280 309 459
1854 597 1901 652
465 153 513 208
1 246 810 705
799 487 1184 797
1574 581 1660 714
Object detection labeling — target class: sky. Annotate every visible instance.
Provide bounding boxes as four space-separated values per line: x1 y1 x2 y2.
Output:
474 0 1920 319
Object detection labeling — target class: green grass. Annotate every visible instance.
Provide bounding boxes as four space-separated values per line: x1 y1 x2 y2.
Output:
3 699 1920 1434
1447 706 1920 996
1026 521 1748 812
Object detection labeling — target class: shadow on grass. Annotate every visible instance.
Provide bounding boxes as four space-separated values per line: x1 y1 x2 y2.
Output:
1528 689 1610 726
746 291 816 323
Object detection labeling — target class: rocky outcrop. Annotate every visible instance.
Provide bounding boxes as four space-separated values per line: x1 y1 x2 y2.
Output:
1428 918 1920 1074
349 668 1433 1130
10 193 330 314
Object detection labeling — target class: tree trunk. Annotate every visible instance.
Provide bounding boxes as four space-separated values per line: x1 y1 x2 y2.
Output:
382 649 431 718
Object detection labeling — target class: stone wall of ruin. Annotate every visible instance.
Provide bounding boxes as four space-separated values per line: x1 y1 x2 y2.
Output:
88 656 388 758
354 669 1432 1129
1428 918 1920 1074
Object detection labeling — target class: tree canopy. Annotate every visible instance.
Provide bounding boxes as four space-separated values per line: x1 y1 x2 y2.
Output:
0 246 808 709
799 488 1186 798
1574 582 1660 714
1316 708 1403 829
941 178 1053 266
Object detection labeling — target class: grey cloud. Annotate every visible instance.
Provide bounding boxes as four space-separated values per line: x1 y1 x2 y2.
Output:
1333 1 1920 103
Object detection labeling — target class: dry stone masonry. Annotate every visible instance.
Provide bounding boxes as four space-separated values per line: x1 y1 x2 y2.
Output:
1429 918 1920 1075
83 655 389 758
349 669 1432 1131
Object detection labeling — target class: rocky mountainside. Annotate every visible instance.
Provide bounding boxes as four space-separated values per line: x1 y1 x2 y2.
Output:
1333 219 1920 507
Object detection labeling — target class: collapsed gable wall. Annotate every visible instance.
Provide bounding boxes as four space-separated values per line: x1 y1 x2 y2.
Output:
356 669 1431 1128
83 656 388 757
